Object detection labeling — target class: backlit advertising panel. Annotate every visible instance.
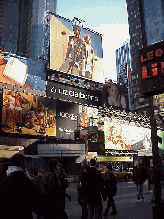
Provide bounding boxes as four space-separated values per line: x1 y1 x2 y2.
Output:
104 117 151 151
2 89 56 136
0 50 46 91
47 81 101 106
102 81 129 109
56 100 79 140
50 14 103 82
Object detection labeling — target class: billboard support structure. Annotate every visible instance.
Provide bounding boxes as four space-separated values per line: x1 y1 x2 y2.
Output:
148 96 161 206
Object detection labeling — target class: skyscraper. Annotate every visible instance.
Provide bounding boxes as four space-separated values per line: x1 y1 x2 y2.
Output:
116 40 132 87
0 0 57 58
126 0 164 114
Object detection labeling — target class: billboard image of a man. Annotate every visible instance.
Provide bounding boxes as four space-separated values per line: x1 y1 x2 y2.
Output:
59 25 85 76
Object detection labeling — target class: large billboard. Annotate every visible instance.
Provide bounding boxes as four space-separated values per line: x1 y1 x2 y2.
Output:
104 118 151 151
56 100 79 140
0 50 46 91
50 14 103 82
102 81 129 109
2 89 56 136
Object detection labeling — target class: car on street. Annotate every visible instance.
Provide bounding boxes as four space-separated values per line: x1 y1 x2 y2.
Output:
99 167 132 181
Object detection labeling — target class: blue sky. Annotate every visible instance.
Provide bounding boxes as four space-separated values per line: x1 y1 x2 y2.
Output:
56 0 130 82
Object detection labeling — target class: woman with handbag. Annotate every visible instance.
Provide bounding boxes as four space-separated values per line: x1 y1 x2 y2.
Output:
102 164 117 218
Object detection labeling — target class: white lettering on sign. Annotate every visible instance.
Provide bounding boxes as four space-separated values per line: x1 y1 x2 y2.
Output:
59 127 74 133
59 112 78 121
50 86 99 102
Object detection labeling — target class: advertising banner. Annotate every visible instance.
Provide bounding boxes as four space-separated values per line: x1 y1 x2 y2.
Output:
0 50 46 91
56 100 79 140
50 14 103 82
102 81 129 109
86 155 133 162
47 81 101 106
2 89 56 136
104 118 151 151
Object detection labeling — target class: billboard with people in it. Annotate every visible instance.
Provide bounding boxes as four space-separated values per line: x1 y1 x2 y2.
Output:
49 14 103 82
101 80 129 109
2 89 56 136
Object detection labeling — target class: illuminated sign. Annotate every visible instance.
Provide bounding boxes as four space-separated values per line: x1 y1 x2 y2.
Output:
86 155 133 162
47 81 101 106
139 40 164 97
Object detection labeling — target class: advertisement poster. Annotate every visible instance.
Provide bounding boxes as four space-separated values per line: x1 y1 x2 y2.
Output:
0 50 46 91
56 100 79 140
102 81 129 109
79 105 99 140
157 130 164 150
104 118 151 151
2 89 56 136
50 14 103 82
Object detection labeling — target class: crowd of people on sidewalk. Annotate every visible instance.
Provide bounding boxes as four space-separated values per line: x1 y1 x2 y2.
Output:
0 154 70 219
0 154 156 219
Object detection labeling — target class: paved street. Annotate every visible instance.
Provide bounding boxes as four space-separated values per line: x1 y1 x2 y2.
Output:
65 180 155 219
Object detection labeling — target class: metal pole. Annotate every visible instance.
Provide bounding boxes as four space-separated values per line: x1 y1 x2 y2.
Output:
148 96 161 205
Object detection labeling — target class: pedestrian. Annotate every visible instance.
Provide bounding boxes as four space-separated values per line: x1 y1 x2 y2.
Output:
0 161 12 185
40 159 68 219
0 154 42 219
35 168 44 189
133 159 147 202
81 158 103 219
57 163 70 210
77 159 89 219
102 164 117 217
147 158 155 203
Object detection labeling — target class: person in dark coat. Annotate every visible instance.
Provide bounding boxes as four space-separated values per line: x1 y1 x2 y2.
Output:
133 159 146 202
147 158 155 203
102 164 117 217
40 159 68 219
0 161 12 185
35 168 44 189
0 154 42 219
81 158 103 219
77 159 89 219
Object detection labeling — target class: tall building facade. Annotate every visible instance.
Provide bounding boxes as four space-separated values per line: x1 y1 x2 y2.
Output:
116 40 132 86
0 0 57 58
126 0 164 114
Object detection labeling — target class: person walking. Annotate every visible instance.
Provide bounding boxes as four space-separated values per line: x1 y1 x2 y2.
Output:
0 161 12 185
147 158 155 203
35 168 44 189
133 159 147 202
40 159 68 219
81 158 103 219
0 154 42 219
77 159 89 219
102 164 117 217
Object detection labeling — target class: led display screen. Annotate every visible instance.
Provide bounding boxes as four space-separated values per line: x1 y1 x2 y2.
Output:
2 89 56 136
102 81 129 109
139 40 164 97
104 117 151 151
56 100 79 140
50 14 103 82
0 50 46 91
